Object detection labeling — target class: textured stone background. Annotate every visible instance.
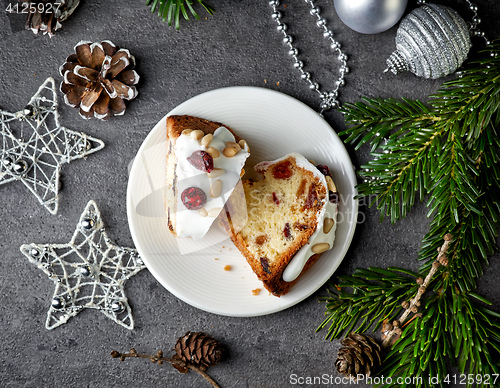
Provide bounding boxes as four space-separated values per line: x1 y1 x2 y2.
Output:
1 1 500 387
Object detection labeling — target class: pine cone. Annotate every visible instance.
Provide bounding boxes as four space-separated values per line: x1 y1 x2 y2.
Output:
335 333 382 379
173 332 226 370
23 0 80 36
59 41 140 120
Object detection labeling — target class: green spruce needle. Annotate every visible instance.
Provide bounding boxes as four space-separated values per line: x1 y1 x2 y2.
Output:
145 0 214 29
319 40 500 388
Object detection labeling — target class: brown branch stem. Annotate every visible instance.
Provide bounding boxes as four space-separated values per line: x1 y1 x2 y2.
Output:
381 233 453 348
111 350 221 388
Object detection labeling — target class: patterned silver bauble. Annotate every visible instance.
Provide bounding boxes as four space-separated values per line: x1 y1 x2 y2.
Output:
385 4 471 79
334 0 407 34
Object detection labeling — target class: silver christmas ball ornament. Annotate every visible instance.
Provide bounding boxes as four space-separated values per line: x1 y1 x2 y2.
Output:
78 139 92 153
81 217 96 230
2 155 14 168
13 159 29 175
385 4 471 79
52 297 65 310
22 105 35 118
111 301 125 314
334 0 408 34
80 265 93 277
30 247 41 257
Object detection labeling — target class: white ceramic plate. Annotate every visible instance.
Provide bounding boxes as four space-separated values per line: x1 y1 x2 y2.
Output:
126 86 358 317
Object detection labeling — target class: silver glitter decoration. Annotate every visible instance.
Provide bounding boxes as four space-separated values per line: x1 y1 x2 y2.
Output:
385 4 471 79
20 200 146 330
0 77 105 214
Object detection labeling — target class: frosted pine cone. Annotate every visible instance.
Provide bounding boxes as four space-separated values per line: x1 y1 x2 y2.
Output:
59 41 140 120
23 0 80 36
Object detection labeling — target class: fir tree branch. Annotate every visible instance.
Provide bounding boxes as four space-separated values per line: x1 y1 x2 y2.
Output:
340 40 500 286
419 124 500 291
145 0 214 29
317 268 420 339
341 98 437 152
339 41 500 227
357 124 443 223
377 294 451 388
321 39 500 387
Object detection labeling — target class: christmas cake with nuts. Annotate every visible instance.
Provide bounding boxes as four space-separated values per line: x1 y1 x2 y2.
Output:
165 115 250 239
220 153 338 296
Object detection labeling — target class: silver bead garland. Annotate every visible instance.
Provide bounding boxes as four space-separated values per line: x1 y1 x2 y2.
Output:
269 0 348 115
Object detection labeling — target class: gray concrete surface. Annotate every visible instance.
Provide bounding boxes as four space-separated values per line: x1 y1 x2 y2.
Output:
1 1 500 387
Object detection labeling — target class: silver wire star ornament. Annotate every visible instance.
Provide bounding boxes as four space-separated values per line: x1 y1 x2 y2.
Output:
1 77 105 214
20 200 146 330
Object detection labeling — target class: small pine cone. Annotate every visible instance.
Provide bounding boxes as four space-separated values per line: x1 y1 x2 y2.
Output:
23 0 80 37
59 40 140 120
336 333 382 379
174 332 226 370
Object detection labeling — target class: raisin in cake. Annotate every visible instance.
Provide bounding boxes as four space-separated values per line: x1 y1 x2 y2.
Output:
221 152 338 296
165 115 250 239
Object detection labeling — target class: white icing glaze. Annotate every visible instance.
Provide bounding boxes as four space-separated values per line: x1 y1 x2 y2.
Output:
281 155 338 282
173 127 249 239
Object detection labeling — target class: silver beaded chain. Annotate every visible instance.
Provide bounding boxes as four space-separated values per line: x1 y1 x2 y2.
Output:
269 0 348 115
417 0 490 45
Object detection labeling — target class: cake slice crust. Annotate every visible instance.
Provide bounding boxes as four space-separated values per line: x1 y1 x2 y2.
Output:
166 115 242 143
